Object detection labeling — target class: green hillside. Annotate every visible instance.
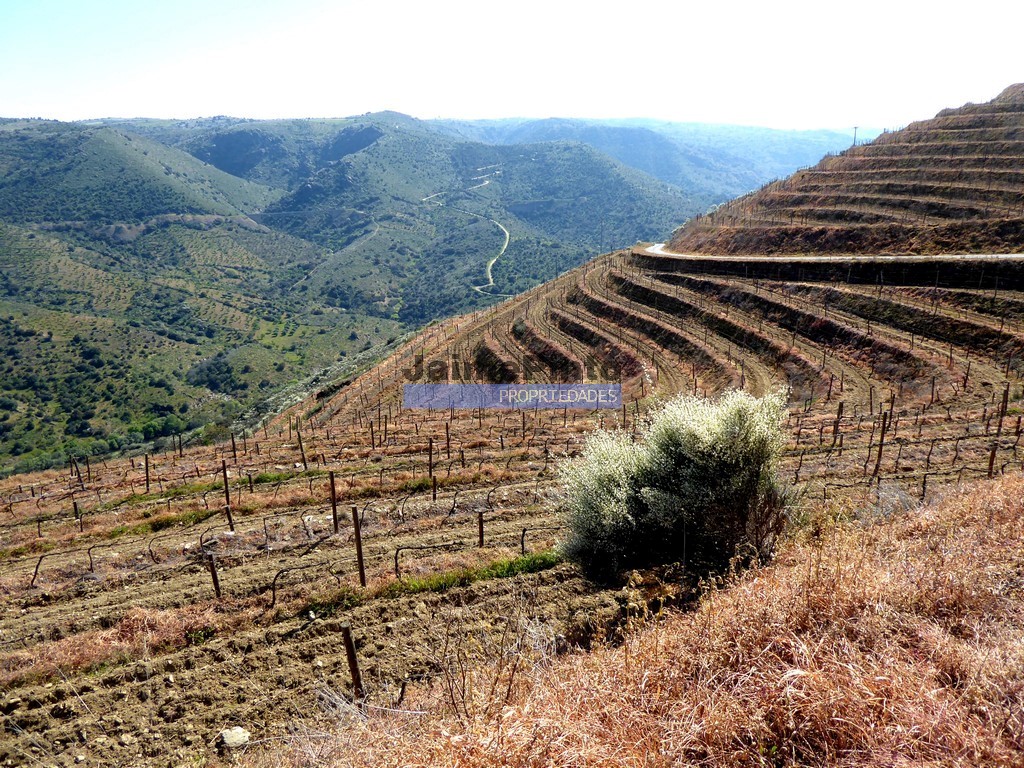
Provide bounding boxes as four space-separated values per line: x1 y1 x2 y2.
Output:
0 120 280 223
100 116 383 191
0 113 705 472
0 219 402 473
256 121 693 322
0 110 863 473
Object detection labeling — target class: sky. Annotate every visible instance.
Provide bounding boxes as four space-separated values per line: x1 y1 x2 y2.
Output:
1 0 1022 131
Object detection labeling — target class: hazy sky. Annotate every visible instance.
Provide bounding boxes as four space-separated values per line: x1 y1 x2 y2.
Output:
2 0 1021 131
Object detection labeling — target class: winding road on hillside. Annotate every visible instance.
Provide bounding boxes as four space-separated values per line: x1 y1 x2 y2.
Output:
468 214 511 294
422 166 512 296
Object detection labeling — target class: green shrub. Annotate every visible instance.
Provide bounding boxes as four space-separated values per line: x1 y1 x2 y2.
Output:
559 390 788 581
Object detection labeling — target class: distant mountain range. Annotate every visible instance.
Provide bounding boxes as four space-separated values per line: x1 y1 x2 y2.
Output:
0 111 858 472
429 117 862 210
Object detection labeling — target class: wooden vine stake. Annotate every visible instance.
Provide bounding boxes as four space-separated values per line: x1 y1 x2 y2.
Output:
996 383 1009 438
207 553 222 599
351 505 366 587
297 429 308 470
221 459 235 531
329 471 339 534
31 553 48 587
872 412 888 478
340 622 365 705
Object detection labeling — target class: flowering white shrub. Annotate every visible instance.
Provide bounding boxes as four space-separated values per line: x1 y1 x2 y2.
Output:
559 390 788 580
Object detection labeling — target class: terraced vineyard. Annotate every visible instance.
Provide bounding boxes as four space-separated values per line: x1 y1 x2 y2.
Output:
670 83 1024 255
4 86 1024 766
2 234 1023 765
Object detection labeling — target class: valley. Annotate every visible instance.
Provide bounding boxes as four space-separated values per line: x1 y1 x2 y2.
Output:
1 87 1023 766
2 112 850 471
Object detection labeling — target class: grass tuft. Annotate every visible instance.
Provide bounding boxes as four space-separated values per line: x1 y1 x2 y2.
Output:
106 506 219 539
375 551 560 599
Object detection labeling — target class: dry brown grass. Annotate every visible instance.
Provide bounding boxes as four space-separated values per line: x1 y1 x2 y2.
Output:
0 604 232 688
246 474 1024 768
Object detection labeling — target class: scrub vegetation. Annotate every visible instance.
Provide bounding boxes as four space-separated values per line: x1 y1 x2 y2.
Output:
560 391 788 580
